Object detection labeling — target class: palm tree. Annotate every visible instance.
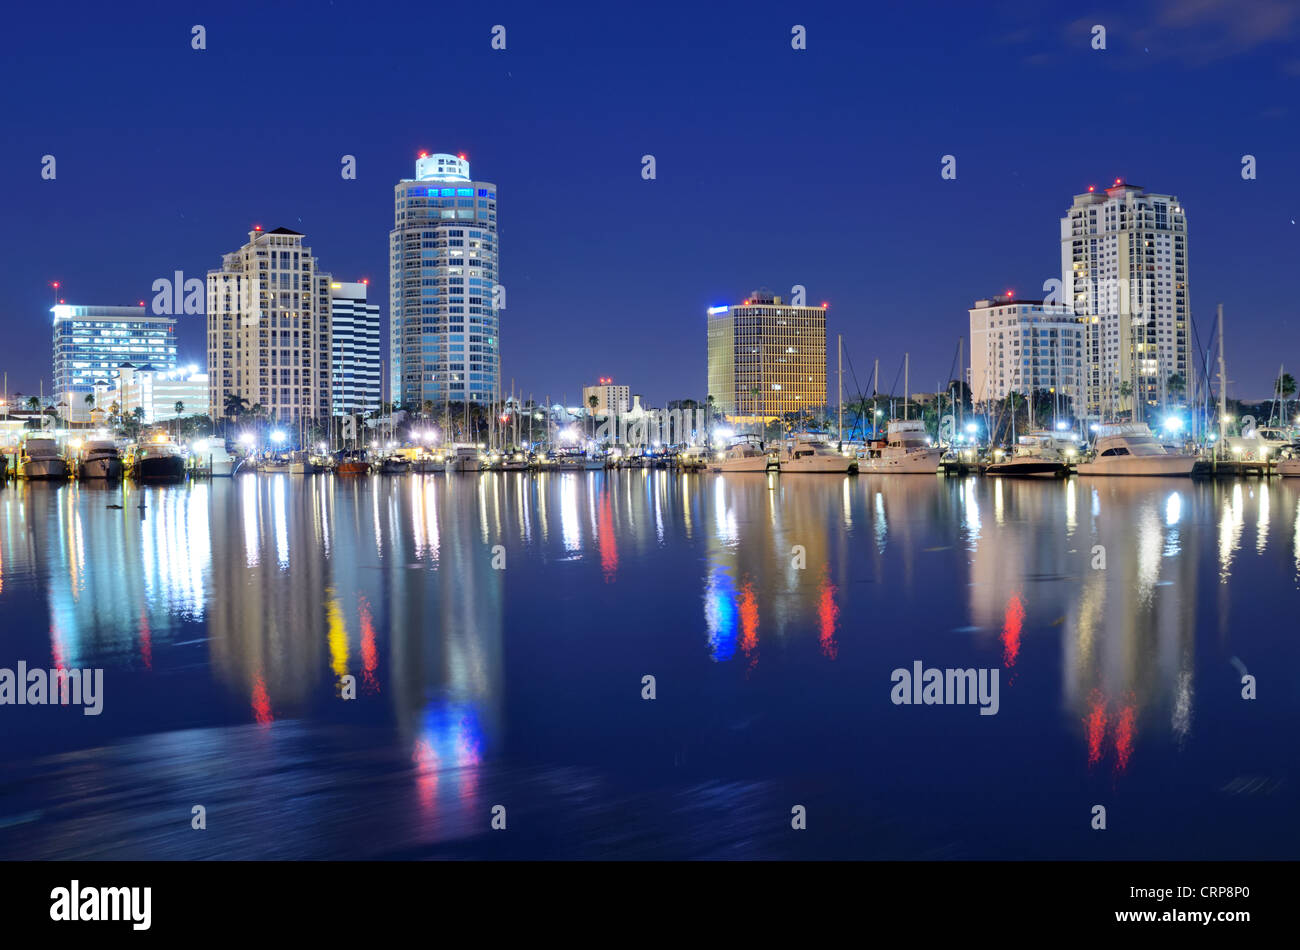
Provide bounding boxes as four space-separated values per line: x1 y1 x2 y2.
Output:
1166 373 1186 409
587 394 599 440
174 400 185 418
1118 381 1133 419
84 393 95 410
25 396 40 412
222 392 249 419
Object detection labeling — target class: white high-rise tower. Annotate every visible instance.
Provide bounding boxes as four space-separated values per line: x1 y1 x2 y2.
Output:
389 152 499 410
1061 181 1189 420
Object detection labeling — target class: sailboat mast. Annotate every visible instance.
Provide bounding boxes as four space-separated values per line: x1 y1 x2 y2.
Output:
1216 303 1227 451
837 334 843 444
904 352 909 422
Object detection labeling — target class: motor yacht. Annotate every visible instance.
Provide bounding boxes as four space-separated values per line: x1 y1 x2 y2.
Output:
19 437 71 480
857 421 940 474
710 438 777 473
77 439 124 480
782 436 857 474
1075 423 1199 476
444 445 482 473
984 432 1073 477
127 438 186 482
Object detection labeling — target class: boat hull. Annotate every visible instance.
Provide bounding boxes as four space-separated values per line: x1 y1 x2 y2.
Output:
782 459 857 474
79 457 123 480
711 458 776 473
858 450 942 474
1278 459 1300 477
336 461 370 476
21 459 71 480
133 456 186 482
289 462 320 475
1075 455 1198 476
985 460 1067 477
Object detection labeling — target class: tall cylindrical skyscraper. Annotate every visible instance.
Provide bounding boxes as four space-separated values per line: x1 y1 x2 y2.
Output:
389 153 499 411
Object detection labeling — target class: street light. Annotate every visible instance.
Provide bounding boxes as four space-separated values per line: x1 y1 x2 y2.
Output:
270 430 286 446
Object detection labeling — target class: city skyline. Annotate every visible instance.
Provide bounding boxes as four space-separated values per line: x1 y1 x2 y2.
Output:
4 3 1299 405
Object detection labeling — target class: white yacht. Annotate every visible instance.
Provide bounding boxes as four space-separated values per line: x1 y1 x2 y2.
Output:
985 432 1073 477
444 445 482 473
77 439 124 480
710 439 777 473
20 438 71 480
1075 423 1199 476
858 420 942 474
782 436 857 474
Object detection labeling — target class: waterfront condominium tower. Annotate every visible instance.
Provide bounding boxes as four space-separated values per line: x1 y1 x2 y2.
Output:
968 294 1085 413
329 280 382 416
389 152 499 410
706 290 827 424
207 227 333 425
1061 181 1189 420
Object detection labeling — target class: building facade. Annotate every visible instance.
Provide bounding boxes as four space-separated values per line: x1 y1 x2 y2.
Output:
582 378 630 415
389 153 499 410
330 281 381 416
706 290 827 423
110 363 210 425
1061 182 1189 419
52 303 177 402
207 227 332 424
968 295 1085 412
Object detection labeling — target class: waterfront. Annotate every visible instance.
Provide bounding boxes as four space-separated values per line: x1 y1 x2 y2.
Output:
0 472 1295 859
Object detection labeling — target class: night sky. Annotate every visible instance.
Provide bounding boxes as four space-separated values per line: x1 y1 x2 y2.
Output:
3 0 1297 404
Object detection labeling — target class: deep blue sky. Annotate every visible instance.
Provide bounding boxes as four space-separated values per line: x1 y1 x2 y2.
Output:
2 0 1297 403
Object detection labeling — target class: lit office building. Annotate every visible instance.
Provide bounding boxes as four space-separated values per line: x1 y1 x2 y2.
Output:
389 152 500 409
582 378 630 415
968 295 1085 411
1061 181 1189 418
706 290 827 423
207 227 332 424
52 303 177 407
330 281 381 416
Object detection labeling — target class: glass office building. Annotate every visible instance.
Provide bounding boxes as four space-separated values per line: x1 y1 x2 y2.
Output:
52 303 177 398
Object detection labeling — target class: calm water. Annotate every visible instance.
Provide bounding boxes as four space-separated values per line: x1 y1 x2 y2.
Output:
0 471 1295 859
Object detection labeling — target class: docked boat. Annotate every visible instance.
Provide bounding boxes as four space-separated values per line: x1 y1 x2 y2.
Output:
410 454 441 474
375 454 411 475
77 439 124 480
710 438 777 473
128 439 186 482
335 450 370 476
857 421 942 474
549 448 604 471
677 446 709 472
984 432 1072 477
444 445 482 473
782 436 858 474
287 451 320 475
258 455 291 474
19 438 71 480
1278 457 1300 477
500 452 530 471
189 440 243 477
1075 423 1199 476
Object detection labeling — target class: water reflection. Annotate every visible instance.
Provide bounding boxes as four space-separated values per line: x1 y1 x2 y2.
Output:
0 472 1297 858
